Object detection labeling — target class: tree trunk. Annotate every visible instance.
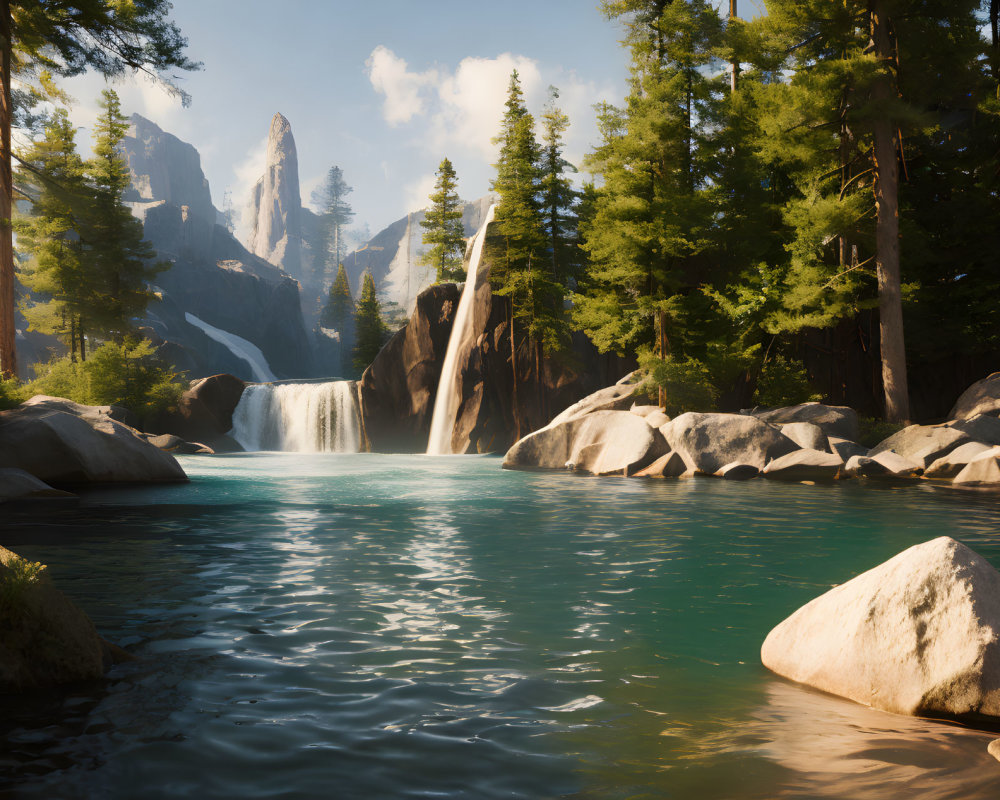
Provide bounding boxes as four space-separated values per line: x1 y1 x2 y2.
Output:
991 0 999 78
870 1 909 423
509 298 521 441
729 0 739 93
0 0 14 380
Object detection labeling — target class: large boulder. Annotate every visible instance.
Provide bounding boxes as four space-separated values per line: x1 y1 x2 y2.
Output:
950 372 1000 421
359 283 460 453
548 382 640 426
844 451 922 479
161 373 247 443
0 468 75 503
869 423 971 469
634 451 690 478
924 442 994 480
0 546 123 689
779 422 831 453
0 402 187 485
762 537 1000 719
661 413 800 475
953 448 1000 487
502 410 667 476
763 449 843 481
950 414 1000 447
752 403 859 442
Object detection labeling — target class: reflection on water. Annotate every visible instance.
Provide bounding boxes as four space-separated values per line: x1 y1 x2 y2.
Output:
1 454 1000 798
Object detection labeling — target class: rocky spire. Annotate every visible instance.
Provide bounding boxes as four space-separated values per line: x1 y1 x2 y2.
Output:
247 113 303 277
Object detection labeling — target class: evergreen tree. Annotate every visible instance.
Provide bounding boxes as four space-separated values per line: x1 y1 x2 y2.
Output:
539 86 579 287
85 88 162 343
352 271 387 373
576 0 724 407
756 0 989 421
0 0 198 378
321 262 354 331
311 166 353 284
14 108 92 360
419 157 466 282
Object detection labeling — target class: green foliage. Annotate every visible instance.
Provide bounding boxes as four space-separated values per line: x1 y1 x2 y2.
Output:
320 263 354 331
352 272 388 373
26 338 184 419
16 89 164 358
311 166 354 283
420 157 466 283
539 87 579 286
490 71 570 357
0 376 27 410
0 553 45 623
753 354 821 408
637 349 718 417
857 417 905 449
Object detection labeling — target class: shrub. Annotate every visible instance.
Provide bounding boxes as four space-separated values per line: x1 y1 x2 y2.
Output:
0 377 27 410
0 554 46 622
754 354 821 408
857 416 905 448
25 338 185 421
638 351 719 416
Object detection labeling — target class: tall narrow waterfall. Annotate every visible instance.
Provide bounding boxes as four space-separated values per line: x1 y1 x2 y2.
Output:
425 205 495 455
230 382 361 453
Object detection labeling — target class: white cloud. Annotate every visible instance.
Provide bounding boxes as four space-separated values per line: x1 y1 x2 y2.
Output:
232 135 269 243
366 47 617 178
366 45 439 126
403 172 436 215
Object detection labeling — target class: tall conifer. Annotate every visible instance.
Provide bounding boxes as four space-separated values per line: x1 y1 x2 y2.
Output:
419 158 466 283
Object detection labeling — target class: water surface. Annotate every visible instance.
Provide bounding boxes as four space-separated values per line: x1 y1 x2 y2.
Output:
2 454 1000 799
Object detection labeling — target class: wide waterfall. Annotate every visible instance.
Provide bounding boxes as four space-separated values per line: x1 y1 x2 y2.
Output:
425 205 496 455
230 382 361 453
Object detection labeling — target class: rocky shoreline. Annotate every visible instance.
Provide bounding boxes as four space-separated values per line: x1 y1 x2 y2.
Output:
502 371 1000 489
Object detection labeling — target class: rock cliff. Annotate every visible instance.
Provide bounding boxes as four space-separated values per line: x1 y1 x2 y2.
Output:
246 113 304 281
121 114 313 381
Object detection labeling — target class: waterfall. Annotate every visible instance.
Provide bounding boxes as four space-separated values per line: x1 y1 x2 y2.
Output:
230 382 361 453
184 312 277 383
425 204 495 455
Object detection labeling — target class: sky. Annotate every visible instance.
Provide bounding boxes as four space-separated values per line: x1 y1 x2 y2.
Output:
51 0 643 240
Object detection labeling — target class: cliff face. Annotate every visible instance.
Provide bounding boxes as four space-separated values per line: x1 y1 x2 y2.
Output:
121 114 313 381
246 113 304 281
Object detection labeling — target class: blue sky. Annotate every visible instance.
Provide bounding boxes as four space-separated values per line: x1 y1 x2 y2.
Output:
54 1 768 240
56 0 634 238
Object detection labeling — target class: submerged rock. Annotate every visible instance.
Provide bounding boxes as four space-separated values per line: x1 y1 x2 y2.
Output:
661 412 799 475
0 401 187 485
0 546 127 689
950 372 1000 421
752 403 859 442
762 537 1000 719
717 462 759 481
502 410 667 476
634 451 690 479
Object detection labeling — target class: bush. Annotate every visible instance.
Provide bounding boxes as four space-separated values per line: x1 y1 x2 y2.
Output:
857 416 905 448
0 554 45 622
25 338 185 421
638 351 719 416
754 354 821 408
0 377 27 411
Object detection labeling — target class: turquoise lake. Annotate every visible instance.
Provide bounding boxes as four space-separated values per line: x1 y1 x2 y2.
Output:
2 453 1000 798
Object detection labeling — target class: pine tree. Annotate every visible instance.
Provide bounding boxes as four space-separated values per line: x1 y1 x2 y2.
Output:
311 166 353 284
352 271 387 373
576 0 724 405
419 157 466 282
0 0 198 378
539 86 579 287
757 0 989 421
14 108 92 360
85 88 162 343
321 262 354 331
